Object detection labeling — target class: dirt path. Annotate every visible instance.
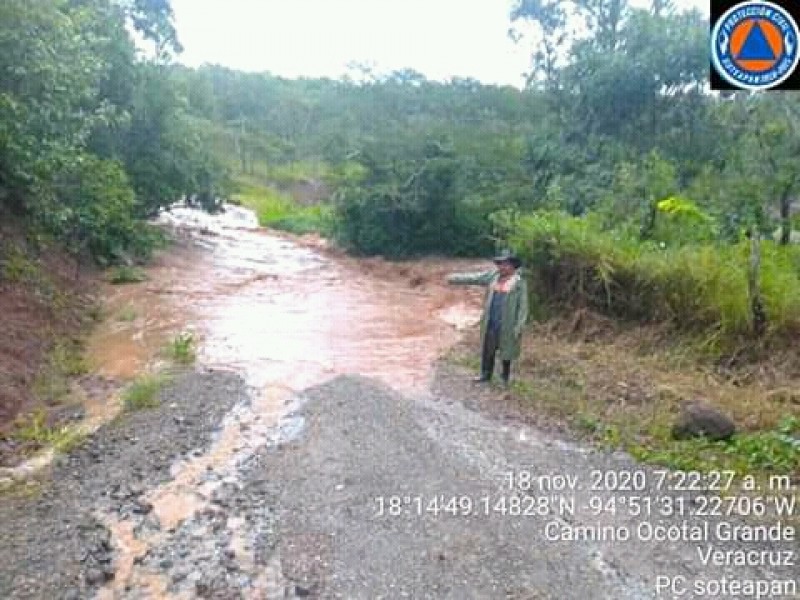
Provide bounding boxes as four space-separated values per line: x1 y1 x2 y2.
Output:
1 206 797 599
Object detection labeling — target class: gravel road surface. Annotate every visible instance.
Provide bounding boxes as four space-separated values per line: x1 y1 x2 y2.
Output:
1 368 796 599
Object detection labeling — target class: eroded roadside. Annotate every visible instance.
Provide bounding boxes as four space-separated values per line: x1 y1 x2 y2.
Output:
0 369 246 599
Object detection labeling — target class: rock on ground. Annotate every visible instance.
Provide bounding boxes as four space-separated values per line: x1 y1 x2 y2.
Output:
672 401 736 441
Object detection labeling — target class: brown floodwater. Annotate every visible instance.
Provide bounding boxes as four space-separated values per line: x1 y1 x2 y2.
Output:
89 204 486 598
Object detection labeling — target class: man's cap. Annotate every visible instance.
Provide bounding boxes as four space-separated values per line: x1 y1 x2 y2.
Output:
492 249 521 268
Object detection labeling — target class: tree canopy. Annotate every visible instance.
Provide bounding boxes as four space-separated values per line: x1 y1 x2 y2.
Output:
2 1 799 339
0 0 225 262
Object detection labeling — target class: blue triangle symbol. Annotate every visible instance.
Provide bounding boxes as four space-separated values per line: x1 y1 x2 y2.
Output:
737 21 776 60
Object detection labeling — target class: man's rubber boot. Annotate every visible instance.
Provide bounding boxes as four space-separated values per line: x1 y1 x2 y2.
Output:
501 360 511 387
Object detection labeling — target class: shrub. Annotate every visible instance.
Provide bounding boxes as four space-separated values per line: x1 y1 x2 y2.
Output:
653 196 717 245
507 211 800 344
8 410 85 454
168 332 196 365
122 374 169 411
331 158 494 258
46 155 163 265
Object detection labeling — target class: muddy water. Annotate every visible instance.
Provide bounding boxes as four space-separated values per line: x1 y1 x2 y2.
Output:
90 204 485 598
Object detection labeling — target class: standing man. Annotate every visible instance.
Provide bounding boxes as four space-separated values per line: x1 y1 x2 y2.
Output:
447 250 529 385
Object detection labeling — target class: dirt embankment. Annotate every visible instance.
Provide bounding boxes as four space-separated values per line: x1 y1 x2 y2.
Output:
0 223 100 458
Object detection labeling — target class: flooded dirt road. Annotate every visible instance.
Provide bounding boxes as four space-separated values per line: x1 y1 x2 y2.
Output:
85 205 485 597
90 204 484 394
2 205 797 599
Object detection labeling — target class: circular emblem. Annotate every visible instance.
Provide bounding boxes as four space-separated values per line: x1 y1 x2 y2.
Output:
711 1 800 90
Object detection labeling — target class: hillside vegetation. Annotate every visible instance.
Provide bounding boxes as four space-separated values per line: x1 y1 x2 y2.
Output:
5 2 799 349
168 7 800 349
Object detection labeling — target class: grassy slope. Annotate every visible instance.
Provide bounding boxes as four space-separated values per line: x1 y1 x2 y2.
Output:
232 176 333 235
448 311 800 479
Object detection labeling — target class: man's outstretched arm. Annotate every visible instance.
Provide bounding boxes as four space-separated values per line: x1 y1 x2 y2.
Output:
446 270 495 286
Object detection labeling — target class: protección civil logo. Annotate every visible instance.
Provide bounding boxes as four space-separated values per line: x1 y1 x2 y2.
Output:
710 0 800 90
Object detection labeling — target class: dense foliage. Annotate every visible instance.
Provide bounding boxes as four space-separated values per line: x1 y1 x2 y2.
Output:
504 211 800 342
0 0 227 263
161 2 799 342
170 7 799 254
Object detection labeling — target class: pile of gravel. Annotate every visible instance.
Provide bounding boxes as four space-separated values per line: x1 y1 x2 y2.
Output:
0 369 247 600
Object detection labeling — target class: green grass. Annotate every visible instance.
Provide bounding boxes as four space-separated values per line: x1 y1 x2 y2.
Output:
234 179 333 235
108 265 147 284
447 349 481 372
33 340 89 405
7 409 86 454
0 243 59 306
264 160 332 186
32 369 72 405
167 331 196 365
447 329 799 479
122 374 170 411
509 211 800 348
509 367 799 476
117 305 137 322
50 340 89 376
630 416 800 474
269 204 334 235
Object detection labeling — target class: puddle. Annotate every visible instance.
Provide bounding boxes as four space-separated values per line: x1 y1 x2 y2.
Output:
88 203 486 597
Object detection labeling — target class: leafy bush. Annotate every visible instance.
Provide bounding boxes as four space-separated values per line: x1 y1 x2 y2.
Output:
653 196 717 245
507 211 800 343
332 153 494 257
33 155 166 265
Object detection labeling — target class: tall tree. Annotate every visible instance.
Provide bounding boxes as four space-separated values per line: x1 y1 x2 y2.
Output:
0 0 104 212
